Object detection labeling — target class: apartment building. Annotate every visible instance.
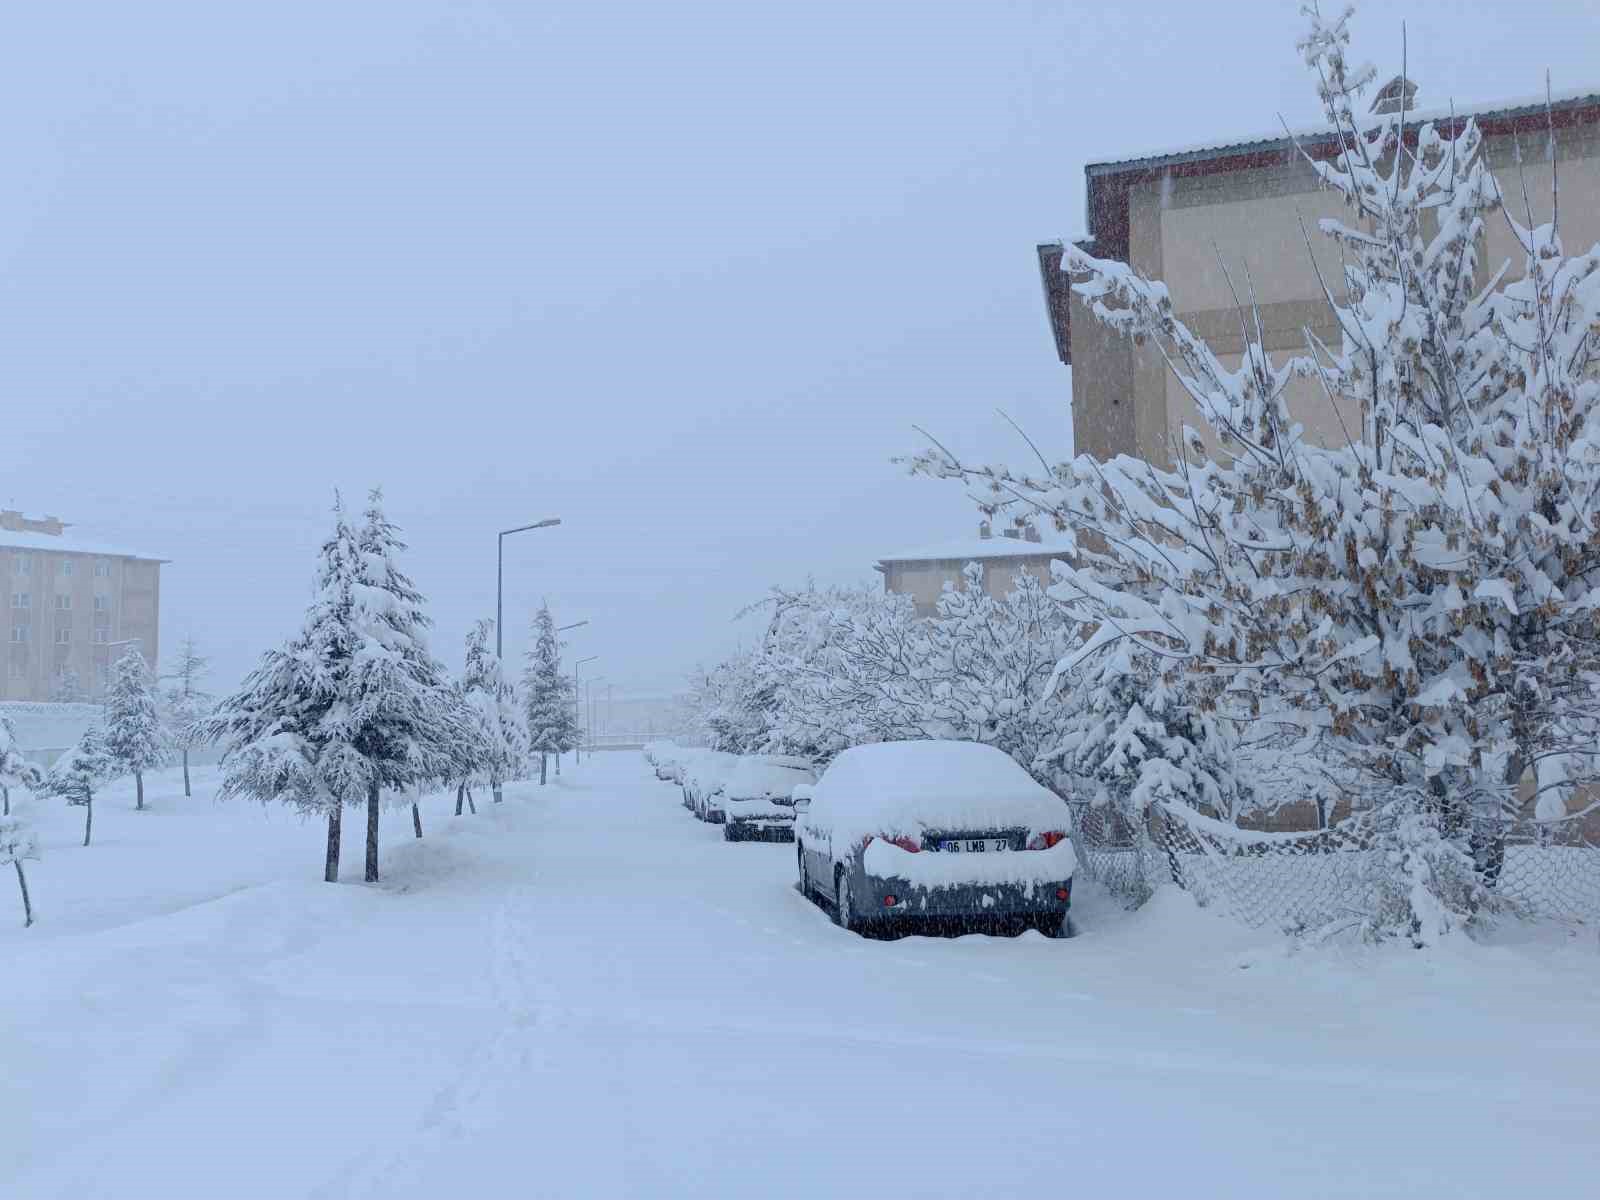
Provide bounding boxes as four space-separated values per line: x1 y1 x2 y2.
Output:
877 523 1065 617
2 511 167 701
1038 80 1600 466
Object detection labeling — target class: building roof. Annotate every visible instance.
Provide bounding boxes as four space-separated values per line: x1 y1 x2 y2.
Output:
877 533 1070 566
0 528 169 563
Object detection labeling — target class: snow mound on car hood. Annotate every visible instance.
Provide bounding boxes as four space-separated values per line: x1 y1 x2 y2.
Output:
811 741 1067 840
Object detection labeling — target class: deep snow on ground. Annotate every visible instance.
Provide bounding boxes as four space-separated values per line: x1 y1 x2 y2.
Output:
5 756 1600 1199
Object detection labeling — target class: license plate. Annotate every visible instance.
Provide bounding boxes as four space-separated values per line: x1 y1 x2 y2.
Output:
940 838 1010 853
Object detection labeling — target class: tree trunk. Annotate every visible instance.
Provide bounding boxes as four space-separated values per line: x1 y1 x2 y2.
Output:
466 788 476 814
183 749 191 798
366 781 381 883
325 804 342 883
412 801 423 839
83 792 93 847
2 784 8 817
554 752 561 777
135 771 145 811
493 783 503 804
14 860 33 928
455 782 464 816
540 753 548 786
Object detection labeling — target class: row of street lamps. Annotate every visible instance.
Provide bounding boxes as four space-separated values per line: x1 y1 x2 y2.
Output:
494 517 605 762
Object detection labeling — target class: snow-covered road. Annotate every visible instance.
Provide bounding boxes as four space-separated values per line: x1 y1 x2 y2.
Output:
6 755 1600 1198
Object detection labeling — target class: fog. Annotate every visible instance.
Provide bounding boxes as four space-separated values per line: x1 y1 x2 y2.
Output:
3 0 1595 696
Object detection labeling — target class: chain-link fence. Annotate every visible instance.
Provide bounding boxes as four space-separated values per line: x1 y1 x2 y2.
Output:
1068 797 1600 932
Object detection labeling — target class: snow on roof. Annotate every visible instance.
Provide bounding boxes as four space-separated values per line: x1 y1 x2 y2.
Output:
1086 87 1600 175
0 528 168 562
877 533 1070 565
810 740 1067 841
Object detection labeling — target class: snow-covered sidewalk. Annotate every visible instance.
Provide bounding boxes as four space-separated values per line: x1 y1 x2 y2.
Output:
5 756 1599 1198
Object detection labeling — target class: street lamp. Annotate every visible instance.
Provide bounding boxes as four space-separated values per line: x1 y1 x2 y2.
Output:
497 518 561 660
558 620 588 634
574 655 599 762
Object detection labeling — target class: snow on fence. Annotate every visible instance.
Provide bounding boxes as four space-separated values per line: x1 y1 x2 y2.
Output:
1067 798 1600 932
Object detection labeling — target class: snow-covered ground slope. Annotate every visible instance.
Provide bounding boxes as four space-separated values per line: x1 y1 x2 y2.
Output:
5 757 1599 1198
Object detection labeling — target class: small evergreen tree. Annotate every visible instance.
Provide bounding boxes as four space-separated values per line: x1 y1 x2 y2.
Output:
523 604 577 785
462 619 528 804
105 647 168 811
50 669 85 704
161 636 213 798
40 724 116 847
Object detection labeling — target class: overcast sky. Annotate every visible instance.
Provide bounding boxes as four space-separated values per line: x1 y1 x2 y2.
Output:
4 1 1596 697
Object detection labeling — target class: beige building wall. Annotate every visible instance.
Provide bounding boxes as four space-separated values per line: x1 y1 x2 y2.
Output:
882 554 1058 618
4 546 163 702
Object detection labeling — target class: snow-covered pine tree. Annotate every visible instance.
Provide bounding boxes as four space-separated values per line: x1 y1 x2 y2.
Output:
1041 641 1241 821
104 647 168 811
523 604 577 785
348 489 465 874
462 618 528 804
908 6 1600 941
40 723 116 847
161 636 212 798
0 712 43 925
50 669 84 704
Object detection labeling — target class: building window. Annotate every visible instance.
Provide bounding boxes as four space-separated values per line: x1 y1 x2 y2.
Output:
93 595 108 612
13 555 30 576
10 625 27 643
10 593 27 609
54 627 70 645
93 560 110 578
60 559 75 577
93 628 109 644
53 594 71 611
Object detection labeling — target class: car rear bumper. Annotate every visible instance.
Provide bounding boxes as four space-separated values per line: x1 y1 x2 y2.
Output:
863 875 1071 919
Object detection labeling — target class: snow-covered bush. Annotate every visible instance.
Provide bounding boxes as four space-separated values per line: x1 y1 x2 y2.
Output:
104 647 169 812
908 5 1600 941
0 710 43 926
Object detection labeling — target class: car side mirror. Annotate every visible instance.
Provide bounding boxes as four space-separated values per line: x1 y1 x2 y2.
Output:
790 789 812 811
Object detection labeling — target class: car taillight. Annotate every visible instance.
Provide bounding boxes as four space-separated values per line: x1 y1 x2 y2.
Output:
887 835 920 853
1027 830 1067 850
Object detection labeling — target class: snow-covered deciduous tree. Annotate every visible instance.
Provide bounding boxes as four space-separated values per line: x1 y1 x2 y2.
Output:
0 711 43 925
104 647 168 811
40 723 116 847
461 619 528 805
907 6 1600 941
523 604 577 786
161 636 212 798
205 492 466 883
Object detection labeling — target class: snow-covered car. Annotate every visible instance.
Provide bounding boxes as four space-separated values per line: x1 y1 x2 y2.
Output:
794 740 1076 936
644 740 680 780
719 755 816 842
683 751 739 821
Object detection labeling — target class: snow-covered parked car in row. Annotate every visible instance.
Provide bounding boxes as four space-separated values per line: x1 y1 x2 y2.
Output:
719 755 816 842
643 740 680 780
794 740 1076 936
683 750 739 821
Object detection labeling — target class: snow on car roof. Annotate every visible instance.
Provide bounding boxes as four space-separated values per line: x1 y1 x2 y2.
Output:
810 740 1066 840
724 756 815 800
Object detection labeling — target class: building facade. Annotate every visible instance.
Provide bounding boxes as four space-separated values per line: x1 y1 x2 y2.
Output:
877 525 1063 617
1039 84 1600 466
1 511 166 702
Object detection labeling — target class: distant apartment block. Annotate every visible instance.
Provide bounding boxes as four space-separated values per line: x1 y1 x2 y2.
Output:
1038 81 1600 465
1 510 167 701
877 523 1064 617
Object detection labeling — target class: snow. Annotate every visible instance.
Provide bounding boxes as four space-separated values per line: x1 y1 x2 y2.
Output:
721 755 814 801
876 533 1069 564
863 835 1077 890
808 740 1069 841
0 528 167 561
4 755 1600 1197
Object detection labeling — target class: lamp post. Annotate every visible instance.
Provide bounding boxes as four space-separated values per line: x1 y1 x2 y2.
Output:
573 656 598 762
496 518 561 661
